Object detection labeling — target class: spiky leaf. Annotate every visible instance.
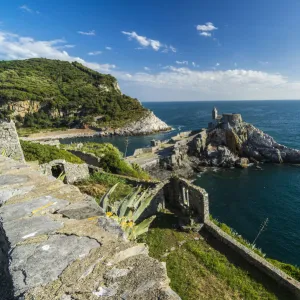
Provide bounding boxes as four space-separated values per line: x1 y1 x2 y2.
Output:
99 183 118 212
132 193 154 222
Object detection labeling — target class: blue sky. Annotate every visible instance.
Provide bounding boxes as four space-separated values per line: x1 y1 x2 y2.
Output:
1 0 300 101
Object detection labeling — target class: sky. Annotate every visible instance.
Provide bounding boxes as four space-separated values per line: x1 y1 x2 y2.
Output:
1 0 300 101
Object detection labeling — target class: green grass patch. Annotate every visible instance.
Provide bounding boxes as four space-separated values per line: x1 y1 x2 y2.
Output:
210 215 300 283
20 140 83 164
139 213 277 300
77 172 134 204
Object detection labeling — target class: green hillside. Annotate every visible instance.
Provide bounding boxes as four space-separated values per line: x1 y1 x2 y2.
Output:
0 58 147 128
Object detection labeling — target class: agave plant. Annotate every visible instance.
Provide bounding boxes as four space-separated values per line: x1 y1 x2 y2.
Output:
99 184 156 240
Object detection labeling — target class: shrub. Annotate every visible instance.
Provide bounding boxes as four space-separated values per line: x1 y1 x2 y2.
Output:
100 185 156 240
62 142 151 180
20 140 83 164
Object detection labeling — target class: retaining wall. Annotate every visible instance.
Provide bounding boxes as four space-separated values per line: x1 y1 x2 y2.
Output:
166 177 300 298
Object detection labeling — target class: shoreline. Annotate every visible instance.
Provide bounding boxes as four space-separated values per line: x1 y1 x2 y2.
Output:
20 127 173 142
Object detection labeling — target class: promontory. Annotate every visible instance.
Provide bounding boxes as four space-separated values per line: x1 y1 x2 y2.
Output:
0 58 170 136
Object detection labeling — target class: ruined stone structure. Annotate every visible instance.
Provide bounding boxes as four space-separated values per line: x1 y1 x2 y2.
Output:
0 120 24 162
208 107 243 129
40 159 90 184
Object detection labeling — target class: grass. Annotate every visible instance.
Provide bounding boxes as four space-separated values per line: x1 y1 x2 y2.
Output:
210 215 300 282
138 212 277 300
20 140 83 164
76 172 134 204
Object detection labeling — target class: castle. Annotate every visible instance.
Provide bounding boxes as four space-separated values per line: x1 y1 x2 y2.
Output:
208 107 242 129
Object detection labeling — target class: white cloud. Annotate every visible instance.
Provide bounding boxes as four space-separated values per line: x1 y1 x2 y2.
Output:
216 63 220 67
176 61 188 65
196 22 218 32
192 62 199 67
115 66 300 101
122 31 176 52
105 46 112 50
144 67 150 71
57 44 75 49
197 22 217 38
0 31 115 73
77 30 96 36
19 5 39 14
88 51 102 56
19 5 32 13
200 32 212 37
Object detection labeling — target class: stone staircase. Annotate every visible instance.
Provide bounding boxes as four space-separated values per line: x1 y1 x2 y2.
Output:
0 156 180 300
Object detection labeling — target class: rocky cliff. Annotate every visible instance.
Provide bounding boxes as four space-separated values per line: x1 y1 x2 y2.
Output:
115 111 171 135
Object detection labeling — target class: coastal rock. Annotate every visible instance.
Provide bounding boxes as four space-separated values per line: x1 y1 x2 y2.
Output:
115 111 171 135
192 122 300 166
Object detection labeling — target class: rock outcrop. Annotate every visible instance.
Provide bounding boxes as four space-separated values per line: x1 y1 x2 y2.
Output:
115 111 171 136
159 120 300 173
190 121 300 167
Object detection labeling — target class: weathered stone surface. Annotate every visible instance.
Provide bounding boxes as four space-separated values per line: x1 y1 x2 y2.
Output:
58 199 104 219
0 174 29 186
98 216 125 239
0 185 34 206
0 156 180 300
3 216 63 247
0 196 69 222
0 120 25 162
40 159 90 184
10 234 100 296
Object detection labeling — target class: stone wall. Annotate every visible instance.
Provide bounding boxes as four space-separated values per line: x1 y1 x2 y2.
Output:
164 177 209 223
69 150 102 167
40 159 90 184
132 147 155 156
163 177 300 298
0 120 24 162
0 155 180 299
154 177 300 298
205 221 300 299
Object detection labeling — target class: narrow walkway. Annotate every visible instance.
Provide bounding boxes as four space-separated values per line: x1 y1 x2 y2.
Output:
0 156 179 300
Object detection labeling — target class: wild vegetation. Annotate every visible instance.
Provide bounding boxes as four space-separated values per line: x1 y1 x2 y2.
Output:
20 140 83 164
139 212 278 300
0 58 147 128
99 184 156 240
210 216 300 282
61 142 151 180
77 172 134 204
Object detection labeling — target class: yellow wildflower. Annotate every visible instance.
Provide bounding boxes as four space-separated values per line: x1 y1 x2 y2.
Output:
127 221 134 228
106 212 113 217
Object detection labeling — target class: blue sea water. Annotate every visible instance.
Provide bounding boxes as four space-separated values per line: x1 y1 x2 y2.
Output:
61 100 300 266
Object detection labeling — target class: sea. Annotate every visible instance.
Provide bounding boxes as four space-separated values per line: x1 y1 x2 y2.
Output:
61 100 300 266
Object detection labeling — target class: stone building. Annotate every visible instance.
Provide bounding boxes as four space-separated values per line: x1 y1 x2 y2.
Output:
208 107 242 129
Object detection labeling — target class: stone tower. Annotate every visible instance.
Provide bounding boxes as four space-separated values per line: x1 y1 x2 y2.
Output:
212 107 218 120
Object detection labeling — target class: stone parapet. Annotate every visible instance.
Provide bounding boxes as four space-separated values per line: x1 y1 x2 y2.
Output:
0 155 180 300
